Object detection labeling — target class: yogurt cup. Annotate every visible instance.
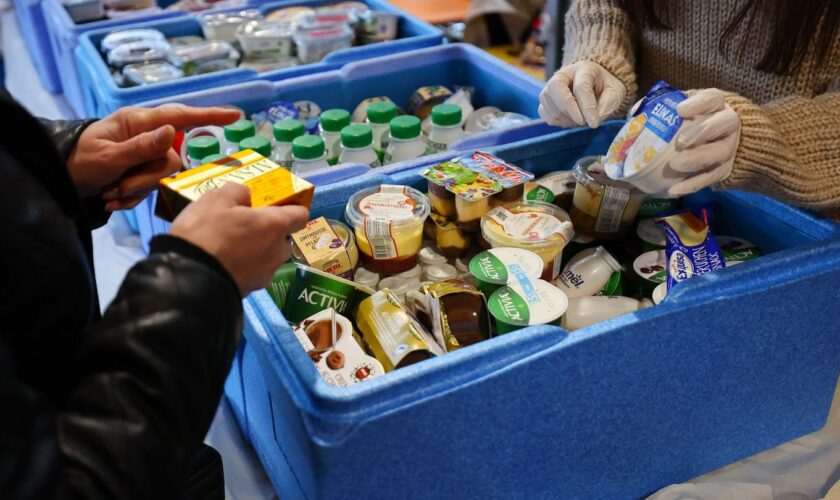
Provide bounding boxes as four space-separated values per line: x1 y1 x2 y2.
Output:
652 282 668 305
291 218 359 277
480 201 574 281
469 247 544 297
354 267 380 289
638 196 680 218
345 185 430 273
636 218 666 251
392 264 423 283
570 156 644 240
717 236 761 265
418 246 448 267
633 249 667 297
526 170 577 211
424 263 458 283
488 278 569 334
430 213 471 258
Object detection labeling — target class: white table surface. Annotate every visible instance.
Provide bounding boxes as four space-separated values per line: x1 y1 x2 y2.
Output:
4 5 840 498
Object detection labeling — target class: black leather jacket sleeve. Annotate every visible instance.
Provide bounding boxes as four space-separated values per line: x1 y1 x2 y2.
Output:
2 240 242 499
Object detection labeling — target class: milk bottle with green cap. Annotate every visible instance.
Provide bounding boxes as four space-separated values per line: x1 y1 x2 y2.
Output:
384 115 427 165
223 119 256 155
366 101 397 163
272 119 305 168
338 124 380 168
239 135 272 158
426 103 464 154
292 135 329 174
187 136 220 169
319 109 351 166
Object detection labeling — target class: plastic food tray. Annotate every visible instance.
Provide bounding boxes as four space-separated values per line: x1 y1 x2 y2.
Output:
73 0 444 117
231 124 840 498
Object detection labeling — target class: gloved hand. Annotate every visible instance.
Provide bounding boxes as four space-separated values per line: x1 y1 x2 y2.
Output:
666 88 741 197
538 61 626 128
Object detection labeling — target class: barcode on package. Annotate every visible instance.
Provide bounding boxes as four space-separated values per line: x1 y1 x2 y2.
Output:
365 217 397 259
596 186 630 234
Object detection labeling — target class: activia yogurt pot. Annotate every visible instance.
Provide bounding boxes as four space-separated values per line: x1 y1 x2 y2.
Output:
633 249 667 297
571 156 644 241
345 185 430 273
487 277 569 334
468 247 544 297
636 218 666 252
717 236 761 265
481 201 574 281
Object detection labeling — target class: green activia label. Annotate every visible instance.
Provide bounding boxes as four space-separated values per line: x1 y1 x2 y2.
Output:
469 251 509 284
267 263 297 310
284 265 360 323
488 287 530 325
639 197 679 217
526 185 556 204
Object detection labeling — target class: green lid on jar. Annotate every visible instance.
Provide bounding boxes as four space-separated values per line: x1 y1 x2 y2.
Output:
431 103 462 127
293 135 325 160
239 136 272 158
389 115 421 140
187 136 220 160
273 119 305 143
367 101 397 124
201 153 227 164
340 124 373 149
224 119 256 142
320 109 351 132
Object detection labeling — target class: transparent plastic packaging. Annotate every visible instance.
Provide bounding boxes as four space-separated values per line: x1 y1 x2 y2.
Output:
169 40 239 76
198 9 262 43
236 20 294 60
101 28 164 53
293 25 354 64
359 11 399 43
570 155 644 240
107 40 170 69
122 62 183 86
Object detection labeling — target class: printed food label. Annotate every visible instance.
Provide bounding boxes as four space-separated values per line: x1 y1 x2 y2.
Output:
633 250 668 284
454 151 535 188
469 248 544 285
488 206 574 242
488 278 568 327
525 184 556 203
291 217 353 276
659 206 725 290
359 185 415 260
595 185 630 234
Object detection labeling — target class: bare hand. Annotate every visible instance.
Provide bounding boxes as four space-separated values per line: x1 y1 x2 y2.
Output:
169 183 310 295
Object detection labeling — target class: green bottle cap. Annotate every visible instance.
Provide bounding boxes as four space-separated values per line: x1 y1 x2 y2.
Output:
320 109 351 132
239 136 272 158
293 135 325 160
273 119 305 143
389 115 421 140
201 153 227 164
187 136 220 160
340 124 373 149
431 103 462 127
366 101 397 124
224 119 256 142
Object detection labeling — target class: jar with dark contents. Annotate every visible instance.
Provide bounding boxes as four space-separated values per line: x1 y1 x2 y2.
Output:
571 156 644 240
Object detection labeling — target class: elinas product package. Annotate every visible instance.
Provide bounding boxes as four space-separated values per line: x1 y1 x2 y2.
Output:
657 206 725 290
156 149 314 221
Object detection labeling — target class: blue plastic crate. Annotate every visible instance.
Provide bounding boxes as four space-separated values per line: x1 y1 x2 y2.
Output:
41 0 186 117
139 43 546 175
12 0 62 92
73 0 444 117
234 124 840 499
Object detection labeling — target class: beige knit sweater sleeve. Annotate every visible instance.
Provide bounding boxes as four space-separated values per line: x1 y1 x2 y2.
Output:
562 0 638 112
720 92 840 211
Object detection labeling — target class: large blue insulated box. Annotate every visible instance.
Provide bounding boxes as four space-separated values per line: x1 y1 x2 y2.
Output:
234 124 840 499
41 0 184 116
12 0 62 92
139 43 546 175
74 0 444 117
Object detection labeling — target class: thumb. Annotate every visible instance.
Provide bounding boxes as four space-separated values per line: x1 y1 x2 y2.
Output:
114 125 176 166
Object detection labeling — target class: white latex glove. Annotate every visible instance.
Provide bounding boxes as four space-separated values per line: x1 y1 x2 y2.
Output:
666 88 741 197
538 61 626 128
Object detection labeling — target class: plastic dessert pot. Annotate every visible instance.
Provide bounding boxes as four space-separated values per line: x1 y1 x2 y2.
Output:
571 156 644 241
480 201 574 281
291 219 359 277
345 185 431 273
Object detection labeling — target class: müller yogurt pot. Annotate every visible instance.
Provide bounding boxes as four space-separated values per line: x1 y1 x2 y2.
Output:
488 277 569 334
604 81 689 195
481 201 575 281
345 185 431 273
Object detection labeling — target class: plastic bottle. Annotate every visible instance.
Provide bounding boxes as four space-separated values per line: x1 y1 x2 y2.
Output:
553 246 623 298
384 115 427 165
562 296 652 331
223 119 256 155
201 153 227 164
319 109 351 166
366 101 397 163
426 103 464 154
292 135 329 174
186 136 220 169
272 119 305 168
338 124 380 167
239 135 272 158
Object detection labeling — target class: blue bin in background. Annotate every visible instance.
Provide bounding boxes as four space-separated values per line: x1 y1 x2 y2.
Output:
231 124 840 499
41 0 185 117
12 0 62 92
73 0 444 117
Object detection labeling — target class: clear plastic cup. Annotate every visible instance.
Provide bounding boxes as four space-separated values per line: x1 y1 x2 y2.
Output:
570 156 644 241
480 201 574 281
345 185 430 273
291 219 359 278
